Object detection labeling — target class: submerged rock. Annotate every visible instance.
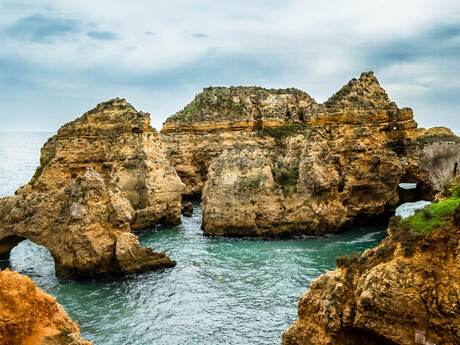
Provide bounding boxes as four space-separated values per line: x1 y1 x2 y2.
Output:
282 188 460 345
0 269 93 345
181 202 194 217
162 72 460 237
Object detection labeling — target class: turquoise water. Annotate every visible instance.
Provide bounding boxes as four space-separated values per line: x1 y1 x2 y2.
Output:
0 133 395 344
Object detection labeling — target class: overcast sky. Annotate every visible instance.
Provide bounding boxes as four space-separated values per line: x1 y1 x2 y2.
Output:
1 0 459 134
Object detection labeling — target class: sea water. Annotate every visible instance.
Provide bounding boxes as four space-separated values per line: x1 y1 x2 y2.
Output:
0 133 421 345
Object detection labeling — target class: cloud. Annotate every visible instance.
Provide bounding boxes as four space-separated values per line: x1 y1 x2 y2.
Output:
5 14 80 42
191 33 209 38
0 0 460 135
87 30 118 40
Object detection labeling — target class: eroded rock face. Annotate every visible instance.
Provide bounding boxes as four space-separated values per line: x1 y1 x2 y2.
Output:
282 216 460 345
0 269 92 345
161 87 317 195
20 98 184 229
411 127 460 191
0 168 176 279
0 98 181 278
163 72 454 236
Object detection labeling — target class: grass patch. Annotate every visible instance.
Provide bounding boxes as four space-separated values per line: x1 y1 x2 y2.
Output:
272 166 299 195
178 100 202 121
335 253 361 268
260 123 309 139
400 196 460 233
250 178 260 188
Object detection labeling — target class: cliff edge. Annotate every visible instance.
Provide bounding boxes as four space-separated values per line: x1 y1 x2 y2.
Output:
162 72 460 237
0 269 92 345
282 178 460 345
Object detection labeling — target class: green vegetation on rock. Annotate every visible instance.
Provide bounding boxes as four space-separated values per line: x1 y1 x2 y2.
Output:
260 123 310 139
400 196 460 233
272 166 299 195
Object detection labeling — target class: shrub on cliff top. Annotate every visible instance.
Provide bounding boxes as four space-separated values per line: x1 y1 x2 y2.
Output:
335 253 361 268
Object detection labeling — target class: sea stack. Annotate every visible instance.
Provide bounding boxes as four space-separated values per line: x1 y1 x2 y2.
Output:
0 99 182 278
19 97 185 229
161 72 460 237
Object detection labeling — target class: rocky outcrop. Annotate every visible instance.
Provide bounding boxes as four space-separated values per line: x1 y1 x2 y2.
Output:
0 168 175 279
0 269 92 345
20 98 184 229
161 86 316 195
411 127 460 192
0 99 181 278
282 190 460 345
163 72 454 236
181 202 194 217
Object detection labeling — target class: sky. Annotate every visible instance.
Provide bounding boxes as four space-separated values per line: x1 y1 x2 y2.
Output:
0 0 459 134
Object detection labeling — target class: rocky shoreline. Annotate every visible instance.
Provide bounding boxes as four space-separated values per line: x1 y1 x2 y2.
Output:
282 178 460 345
0 269 92 345
0 72 458 344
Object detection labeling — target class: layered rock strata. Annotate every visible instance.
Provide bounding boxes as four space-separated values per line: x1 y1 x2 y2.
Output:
282 191 460 345
0 169 175 279
0 99 180 278
161 86 317 195
20 98 184 229
162 72 458 236
0 269 92 345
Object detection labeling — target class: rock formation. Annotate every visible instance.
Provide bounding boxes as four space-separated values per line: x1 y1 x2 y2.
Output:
410 127 460 192
162 72 459 236
0 268 92 345
0 168 175 279
161 86 317 195
282 183 460 345
19 98 184 229
0 99 181 278
181 202 194 217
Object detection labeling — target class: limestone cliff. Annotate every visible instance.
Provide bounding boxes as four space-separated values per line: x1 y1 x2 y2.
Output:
282 184 460 345
20 98 184 229
0 269 92 345
162 72 458 236
0 168 175 279
0 98 181 278
411 127 460 192
162 86 316 195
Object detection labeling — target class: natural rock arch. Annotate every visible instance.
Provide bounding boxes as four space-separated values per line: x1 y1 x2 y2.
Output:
0 98 184 279
0 169 175 279
161 72 460 237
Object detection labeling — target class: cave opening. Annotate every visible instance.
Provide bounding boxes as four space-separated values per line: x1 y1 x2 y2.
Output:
0 235 27 260
0 238 56 278
397 181 433 205
343 327 398 345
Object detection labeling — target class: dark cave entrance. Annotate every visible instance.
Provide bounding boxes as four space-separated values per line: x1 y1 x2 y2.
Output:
397 177 434 205
0 235 27 260
343 327 398 345
398 183 426 204
0 236 56 277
